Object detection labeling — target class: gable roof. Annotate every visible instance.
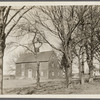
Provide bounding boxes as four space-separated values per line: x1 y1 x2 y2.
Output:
16 51 55 64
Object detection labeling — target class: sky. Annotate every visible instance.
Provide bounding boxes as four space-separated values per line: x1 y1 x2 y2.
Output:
3 6 100 75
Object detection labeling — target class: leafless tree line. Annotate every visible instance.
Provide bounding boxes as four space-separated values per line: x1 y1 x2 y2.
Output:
0 5 100 94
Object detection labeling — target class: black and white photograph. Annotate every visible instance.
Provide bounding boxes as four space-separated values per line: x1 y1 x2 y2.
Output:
0 2 100 96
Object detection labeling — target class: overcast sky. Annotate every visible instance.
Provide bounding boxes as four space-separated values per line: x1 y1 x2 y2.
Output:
3 6 100 75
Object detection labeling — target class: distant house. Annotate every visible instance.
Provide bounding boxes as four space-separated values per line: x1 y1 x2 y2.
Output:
16 51 64 80
93 68 100 76
3 75 15 80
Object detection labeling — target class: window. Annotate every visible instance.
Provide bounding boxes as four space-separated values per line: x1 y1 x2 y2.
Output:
36 71 37 77
63 72 65 75
21 64 25 77
22 71 24 77
52 72 54 76
41 71 44 76
28 69 32 78
21 64 25 70
58 72 59 76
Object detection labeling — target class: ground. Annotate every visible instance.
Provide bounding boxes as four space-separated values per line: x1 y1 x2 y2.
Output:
3 78 100 94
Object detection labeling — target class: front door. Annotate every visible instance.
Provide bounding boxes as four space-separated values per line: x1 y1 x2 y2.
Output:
28 69 32 78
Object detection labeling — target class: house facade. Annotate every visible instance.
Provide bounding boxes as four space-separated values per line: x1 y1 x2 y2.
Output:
16 51 64 80
93 68 100 76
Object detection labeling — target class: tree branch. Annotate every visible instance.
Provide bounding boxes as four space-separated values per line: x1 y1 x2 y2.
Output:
5 6 25 27
6 6 34 38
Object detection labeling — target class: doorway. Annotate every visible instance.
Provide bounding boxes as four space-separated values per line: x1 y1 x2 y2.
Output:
28 69 32 78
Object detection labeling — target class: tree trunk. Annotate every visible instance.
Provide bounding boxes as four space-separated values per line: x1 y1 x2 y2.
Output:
87 50 94 83
0 7 5 94
78 56 81 83
36 60 40 87
65 42 72 88
88 6 94 83
79 58 85 85
89 69 93 83
0 39 5 94
65 66 71 88
81 51 85 84
78 49 84 85
78 57 83 84
34 47 40 87
88 61 94 83
62 53 72 88
0 47 4 94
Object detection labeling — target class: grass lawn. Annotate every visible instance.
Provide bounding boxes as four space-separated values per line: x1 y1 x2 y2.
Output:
3 79 100 94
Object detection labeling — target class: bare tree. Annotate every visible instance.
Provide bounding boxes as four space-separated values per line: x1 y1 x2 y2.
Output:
0 6 34 94
8 20 45 87
27 6 88 87
72 6 100 83
82 6 100 82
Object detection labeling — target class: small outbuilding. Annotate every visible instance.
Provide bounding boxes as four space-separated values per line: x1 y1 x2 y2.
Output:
3 75 15 80
93 68 100 76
